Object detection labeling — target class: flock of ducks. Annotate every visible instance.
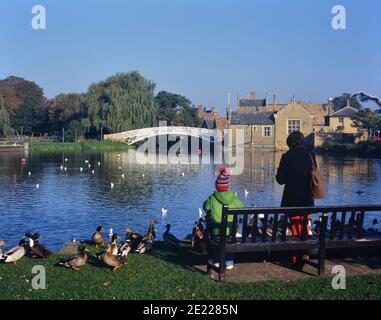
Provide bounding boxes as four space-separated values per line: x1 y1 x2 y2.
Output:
0 218 207 272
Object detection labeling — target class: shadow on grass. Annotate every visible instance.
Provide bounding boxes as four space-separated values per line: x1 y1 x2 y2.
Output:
147 242 208 275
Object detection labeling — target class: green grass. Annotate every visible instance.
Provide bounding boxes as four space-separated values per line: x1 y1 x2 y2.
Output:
0 242 380 300
29 140 134 152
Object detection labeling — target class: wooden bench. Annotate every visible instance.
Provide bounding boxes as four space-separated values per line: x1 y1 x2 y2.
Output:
206 205 381 281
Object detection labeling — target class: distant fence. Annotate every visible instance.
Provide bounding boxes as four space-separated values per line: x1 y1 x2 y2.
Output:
0 135 59 144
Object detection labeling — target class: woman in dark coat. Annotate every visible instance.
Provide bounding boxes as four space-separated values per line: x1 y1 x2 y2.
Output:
276 132 314 208
276 131 315 267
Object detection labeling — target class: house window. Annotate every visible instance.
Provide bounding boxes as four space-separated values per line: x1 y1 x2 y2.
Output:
252 125 257 132
288 119 301 134
262 126 272 137
338 117 344 127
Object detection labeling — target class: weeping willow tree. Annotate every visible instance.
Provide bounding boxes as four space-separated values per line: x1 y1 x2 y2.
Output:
0 96 13 136
83 71 157 137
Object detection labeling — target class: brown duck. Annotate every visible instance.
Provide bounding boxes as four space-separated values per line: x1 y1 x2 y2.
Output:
59 245 89 271
92 226 105 248
100 243 124 272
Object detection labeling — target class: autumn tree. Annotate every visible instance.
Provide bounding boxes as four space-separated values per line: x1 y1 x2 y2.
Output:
0 76 48 134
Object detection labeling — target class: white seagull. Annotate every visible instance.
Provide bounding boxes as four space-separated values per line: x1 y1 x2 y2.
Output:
161 208 168 216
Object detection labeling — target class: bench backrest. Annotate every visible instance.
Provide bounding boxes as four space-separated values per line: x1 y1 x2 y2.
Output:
220 205 381 245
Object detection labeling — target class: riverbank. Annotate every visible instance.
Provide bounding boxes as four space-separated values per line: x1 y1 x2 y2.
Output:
316 141 381 158
29 140 134 152
1 242 380 300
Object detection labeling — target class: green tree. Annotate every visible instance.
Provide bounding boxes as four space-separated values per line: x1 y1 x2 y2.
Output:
333 93 363 112
0 76 48 134
0 96 13 136
83 71 156 137
48 93 86 133
352 108 381 136
155 91 201 127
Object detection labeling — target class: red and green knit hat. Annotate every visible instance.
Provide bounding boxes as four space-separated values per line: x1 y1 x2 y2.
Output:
215 167 230 191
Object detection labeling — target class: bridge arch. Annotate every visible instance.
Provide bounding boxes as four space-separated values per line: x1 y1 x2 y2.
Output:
104 126 218 145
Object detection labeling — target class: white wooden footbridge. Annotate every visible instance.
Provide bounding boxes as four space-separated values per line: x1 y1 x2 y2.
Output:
104 126 218 145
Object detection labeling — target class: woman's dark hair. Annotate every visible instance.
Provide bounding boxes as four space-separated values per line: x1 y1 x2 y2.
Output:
286 131 305 149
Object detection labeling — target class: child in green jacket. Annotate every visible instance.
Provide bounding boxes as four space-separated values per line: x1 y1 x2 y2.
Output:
203 168 243 270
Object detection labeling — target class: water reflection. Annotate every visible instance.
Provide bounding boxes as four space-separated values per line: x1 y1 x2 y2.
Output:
0 149 380 250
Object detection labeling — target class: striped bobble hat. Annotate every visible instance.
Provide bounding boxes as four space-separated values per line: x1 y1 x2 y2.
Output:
215 167 230 191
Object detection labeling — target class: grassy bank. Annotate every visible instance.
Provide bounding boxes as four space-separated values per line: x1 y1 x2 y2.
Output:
316 141 381 158
0 242 380 300
29 140 134 152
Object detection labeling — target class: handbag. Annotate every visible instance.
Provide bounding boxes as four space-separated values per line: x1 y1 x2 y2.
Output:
310 154 325 199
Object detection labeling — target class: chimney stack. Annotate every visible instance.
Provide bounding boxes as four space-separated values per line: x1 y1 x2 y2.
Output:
273 94 277 113
250 91 256 100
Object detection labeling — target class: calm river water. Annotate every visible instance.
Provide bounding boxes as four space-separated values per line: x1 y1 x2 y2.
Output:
0 149 380 250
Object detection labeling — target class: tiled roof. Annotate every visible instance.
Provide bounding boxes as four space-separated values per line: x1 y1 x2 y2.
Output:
215 117 229 130
328 106 359 118
202 119 215 129
230 111 275 125
239 99 267 108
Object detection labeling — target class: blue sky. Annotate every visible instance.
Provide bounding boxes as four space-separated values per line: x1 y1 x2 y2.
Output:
1 0 380 111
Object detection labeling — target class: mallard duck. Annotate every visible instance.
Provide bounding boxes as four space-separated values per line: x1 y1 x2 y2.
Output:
0 240 5 260
59 245 89 271
1 240 28 264
144 219 157 240
92 226 105 248
100 244 124 271
135 219 157 253
25 233 53 259
124 228 143 251
163 224 180 246
191 222 206 253
118 239 131 258
109 234 121 255
135 238 153 254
